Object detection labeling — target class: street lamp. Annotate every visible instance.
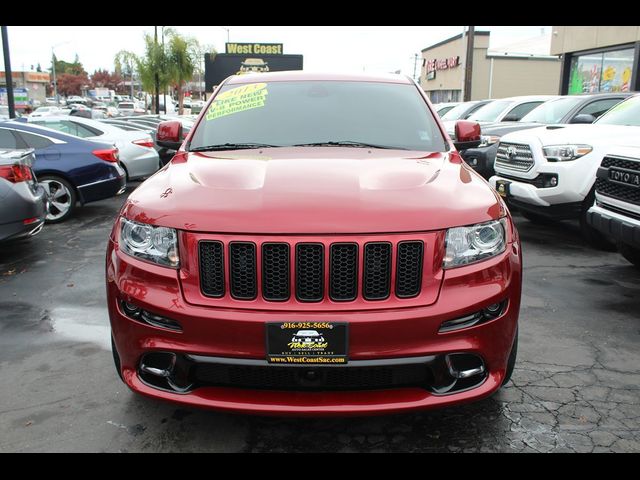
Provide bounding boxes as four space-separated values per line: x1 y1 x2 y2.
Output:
51 40 70 105
220 27 230 44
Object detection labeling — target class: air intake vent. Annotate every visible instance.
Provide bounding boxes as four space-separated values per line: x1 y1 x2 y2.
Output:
262 243 290 301
330 243 358 301
363 242 391 300
396 241 423 298
296 243 324 302
199 241 224 297
229 242 257 300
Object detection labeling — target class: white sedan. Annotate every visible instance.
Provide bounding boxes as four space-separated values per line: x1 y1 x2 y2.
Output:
27 115 160 180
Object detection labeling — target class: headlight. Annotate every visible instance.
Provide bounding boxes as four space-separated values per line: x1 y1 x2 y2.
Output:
479 135 501 147
444 218 507 268
119 217 179 267
542 144 592 162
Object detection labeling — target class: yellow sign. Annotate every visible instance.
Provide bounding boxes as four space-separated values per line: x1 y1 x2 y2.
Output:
205 83 268 120
226 43 283 55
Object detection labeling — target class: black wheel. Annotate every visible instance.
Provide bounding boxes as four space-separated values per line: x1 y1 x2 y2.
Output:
580 189 616 251
39 175 77 223
111 335 124 382
519 210 553 225
501 328 518 387
618 243 640 269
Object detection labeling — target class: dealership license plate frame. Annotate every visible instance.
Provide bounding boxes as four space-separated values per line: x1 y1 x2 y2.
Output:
266 322 349 365
495 179 512 198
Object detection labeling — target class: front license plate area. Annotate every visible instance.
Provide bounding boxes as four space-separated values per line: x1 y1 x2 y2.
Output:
266 322 348 364
495 179 511 198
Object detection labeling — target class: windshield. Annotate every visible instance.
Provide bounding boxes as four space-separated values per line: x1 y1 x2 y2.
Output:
595 95 640 126
520 97 583 124
189 81 447 152
441 102 478 121
467 100 511 122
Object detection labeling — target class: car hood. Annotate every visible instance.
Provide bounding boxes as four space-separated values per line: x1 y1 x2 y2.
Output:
121 147 503 234
500 123 640 146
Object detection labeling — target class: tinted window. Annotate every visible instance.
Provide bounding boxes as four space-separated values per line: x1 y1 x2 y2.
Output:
0 128 18 148
520 97 583 123
71 121 103 137
596 96 640 126
440 102 478 121
467 100 511 122
575 98 624 119
504 102 544 121
190 81 447 152
18 131 54 149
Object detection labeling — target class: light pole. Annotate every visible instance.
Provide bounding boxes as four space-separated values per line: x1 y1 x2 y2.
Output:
221 27 230 44
51 40 70 105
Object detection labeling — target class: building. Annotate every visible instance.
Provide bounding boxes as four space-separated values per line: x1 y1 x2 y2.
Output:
551 26 640 95
0 71 51 108
420 31 561 103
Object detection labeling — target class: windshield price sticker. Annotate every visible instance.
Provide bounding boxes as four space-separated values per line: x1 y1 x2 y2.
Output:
206 83 268 121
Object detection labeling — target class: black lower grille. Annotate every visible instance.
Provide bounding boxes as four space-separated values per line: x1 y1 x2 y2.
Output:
193 363 430 391
262 243 290 301
199 241 224 297
596 177 640 206
330 243 358 301
363 242 391 300
396 241 423 298
229 242 257 299
296 243 324 302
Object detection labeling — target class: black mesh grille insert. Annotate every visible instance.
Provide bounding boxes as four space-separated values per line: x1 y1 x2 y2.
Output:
193 363 429 391
229 242 257 300
199 241 224 297
363 242 391 300
396 241 423 298
262 243 290 301
296 243 324 302
330 243 358 301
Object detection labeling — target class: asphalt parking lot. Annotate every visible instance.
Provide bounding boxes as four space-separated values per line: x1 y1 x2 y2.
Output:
1 182 639 453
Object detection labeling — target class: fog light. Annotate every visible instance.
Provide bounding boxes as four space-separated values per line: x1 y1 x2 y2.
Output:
122 301 142 318
549 176 558 187
468 157 478 166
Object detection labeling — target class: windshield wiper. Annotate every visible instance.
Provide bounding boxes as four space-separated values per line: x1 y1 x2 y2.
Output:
189 143 281 152
291 141 407 150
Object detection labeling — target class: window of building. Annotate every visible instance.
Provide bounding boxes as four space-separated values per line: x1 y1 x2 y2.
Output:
568 48 634 94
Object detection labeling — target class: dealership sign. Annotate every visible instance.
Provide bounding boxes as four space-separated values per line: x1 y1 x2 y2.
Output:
426 56 460 80
226 43 284 55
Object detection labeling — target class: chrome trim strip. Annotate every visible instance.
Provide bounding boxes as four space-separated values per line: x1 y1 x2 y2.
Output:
185 354 437 368
77 176 119 189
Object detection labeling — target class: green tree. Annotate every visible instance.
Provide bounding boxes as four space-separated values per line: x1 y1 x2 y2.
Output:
166 32 196 115
114 50 139 99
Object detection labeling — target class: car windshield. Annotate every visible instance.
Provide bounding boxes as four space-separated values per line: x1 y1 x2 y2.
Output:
595 95 640 126
466 100 511 122
519 97 584 124
189 80 447 152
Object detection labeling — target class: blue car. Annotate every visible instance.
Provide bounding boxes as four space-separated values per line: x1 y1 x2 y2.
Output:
0 121 126 222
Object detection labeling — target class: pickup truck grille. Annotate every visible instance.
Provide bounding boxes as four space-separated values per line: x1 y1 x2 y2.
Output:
595 155 640 207
495 142 535 172
199 238 425 303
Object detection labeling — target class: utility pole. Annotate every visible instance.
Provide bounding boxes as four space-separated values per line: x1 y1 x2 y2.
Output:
52 49 58 105
161 26 166 114
413 53 418 82
463 25 475 101
1 26 16 118
154 26 160 114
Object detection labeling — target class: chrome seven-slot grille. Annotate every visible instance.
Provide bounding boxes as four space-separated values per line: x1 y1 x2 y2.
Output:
495 142 535 172
198 240 424 302
596 156 640 206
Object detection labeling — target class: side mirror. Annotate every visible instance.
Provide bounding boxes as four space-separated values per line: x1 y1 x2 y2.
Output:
453 120 481 150
156 120 183 150
570 113 596 124
502 113 519 122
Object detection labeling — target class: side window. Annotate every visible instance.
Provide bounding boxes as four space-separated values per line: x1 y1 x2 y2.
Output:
37 121 74 136
0 128 19 148
72 122 103 137
504 102 544 121
575 99 623 120
463 103 488 119
17 132 55 149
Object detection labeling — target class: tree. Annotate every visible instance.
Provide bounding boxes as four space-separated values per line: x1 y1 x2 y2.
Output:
134 32 172 113
56 72 89 96
166 32 196 115
91 69 122 91
114 50 139 99
36 63 42 72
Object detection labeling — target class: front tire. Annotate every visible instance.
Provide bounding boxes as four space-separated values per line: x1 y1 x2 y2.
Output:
39 175 77 223
618 243 640 269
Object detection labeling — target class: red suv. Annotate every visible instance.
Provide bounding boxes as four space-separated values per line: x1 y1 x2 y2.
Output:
106 72 522 416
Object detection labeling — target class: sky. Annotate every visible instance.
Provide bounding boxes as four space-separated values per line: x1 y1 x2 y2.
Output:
2 26 551 78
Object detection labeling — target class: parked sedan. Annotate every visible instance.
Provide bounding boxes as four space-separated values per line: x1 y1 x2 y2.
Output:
29 106 64 118
117 102 146 116
433 102 460 117
0 121 126 222
0 148 47 242
439 100 495 122
462 93 631 178
27 116 160 181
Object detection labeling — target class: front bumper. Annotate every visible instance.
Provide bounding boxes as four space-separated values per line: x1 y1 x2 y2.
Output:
0 183 47 243
106 240 521 416
461 143 499 180
587 203 640 248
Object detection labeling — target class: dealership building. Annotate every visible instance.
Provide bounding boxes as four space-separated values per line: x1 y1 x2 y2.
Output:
551 26 640 94
419 31 561 103
0 71 50 107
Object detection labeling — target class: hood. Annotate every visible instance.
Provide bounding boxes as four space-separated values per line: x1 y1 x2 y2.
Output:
122 147 504 234
476 122 545 136
500 124 640 146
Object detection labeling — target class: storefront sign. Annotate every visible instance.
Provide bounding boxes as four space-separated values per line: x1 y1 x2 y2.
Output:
26 72 50 83
426 56 460 75
225 43 283 55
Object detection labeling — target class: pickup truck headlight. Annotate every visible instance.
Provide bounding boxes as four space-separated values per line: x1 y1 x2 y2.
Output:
479 135 501 147
542 144 592 162
119 217 179 268
444 218 507 268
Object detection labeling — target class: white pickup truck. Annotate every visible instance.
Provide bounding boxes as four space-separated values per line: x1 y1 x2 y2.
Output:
490 95 640 248
587 145 640 268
